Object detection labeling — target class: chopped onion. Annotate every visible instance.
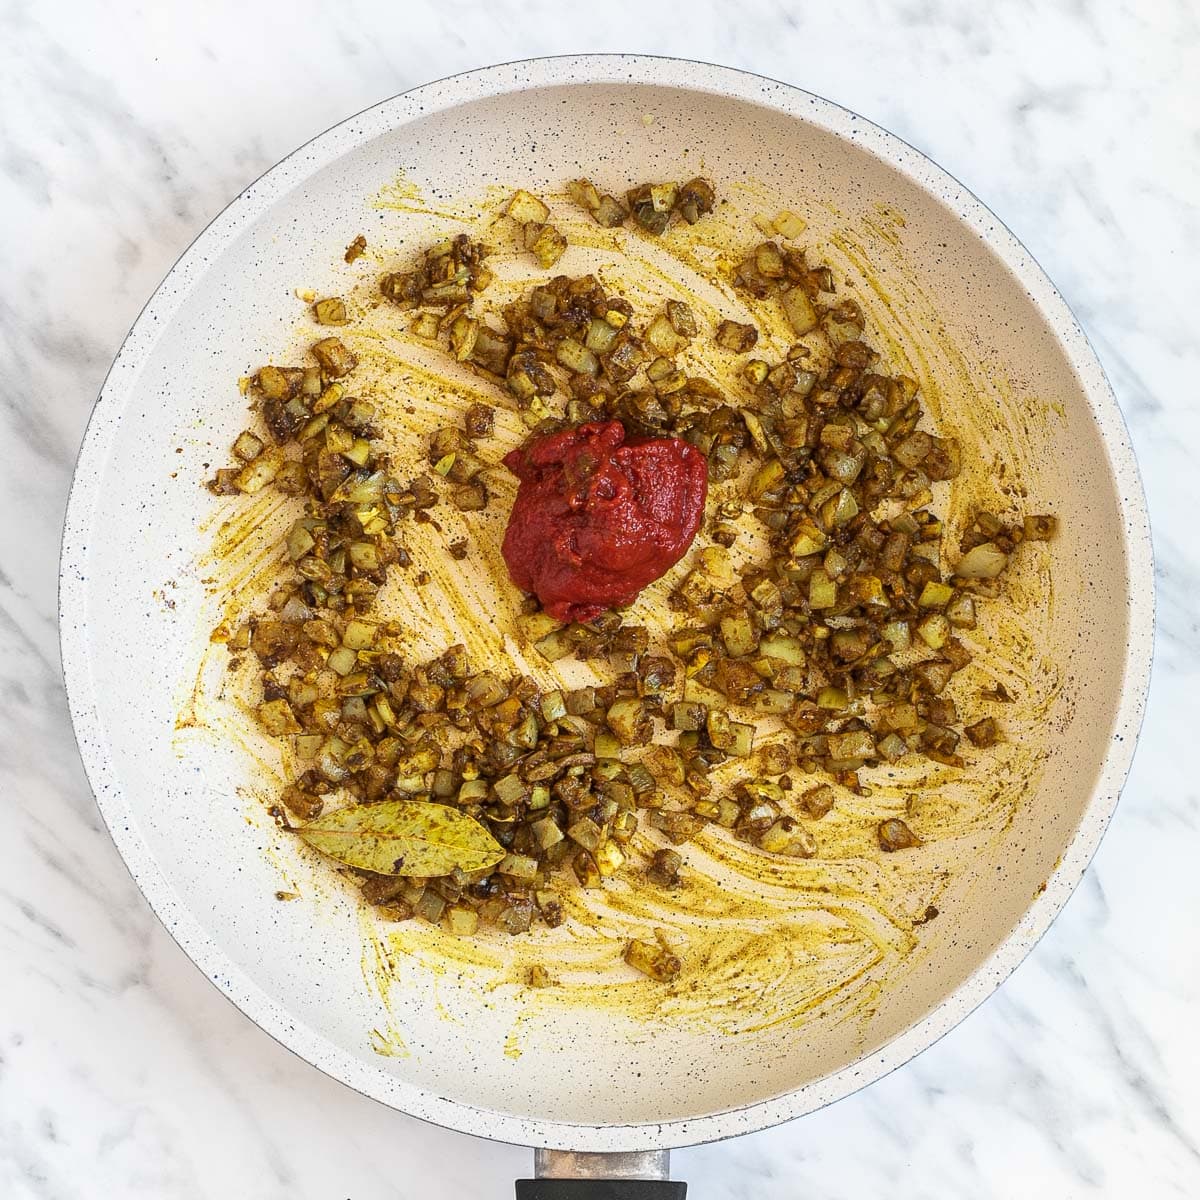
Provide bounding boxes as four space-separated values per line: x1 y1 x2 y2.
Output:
956 542 1009 579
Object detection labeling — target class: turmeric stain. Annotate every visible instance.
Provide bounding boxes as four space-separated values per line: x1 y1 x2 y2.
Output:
181 170 1063 1061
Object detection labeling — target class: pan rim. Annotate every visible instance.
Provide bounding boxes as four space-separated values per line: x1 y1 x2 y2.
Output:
59 52 1154 1152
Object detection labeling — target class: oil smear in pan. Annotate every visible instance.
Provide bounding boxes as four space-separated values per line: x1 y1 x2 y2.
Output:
191 175 1061 1055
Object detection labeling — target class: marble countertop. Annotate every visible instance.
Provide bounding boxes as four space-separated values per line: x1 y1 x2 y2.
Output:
3 2 1198 1196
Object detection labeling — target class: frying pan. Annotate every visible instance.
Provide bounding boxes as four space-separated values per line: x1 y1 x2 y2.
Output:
59 56 1153 1197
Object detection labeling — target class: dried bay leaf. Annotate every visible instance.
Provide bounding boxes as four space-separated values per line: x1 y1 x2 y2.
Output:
295 798 504 876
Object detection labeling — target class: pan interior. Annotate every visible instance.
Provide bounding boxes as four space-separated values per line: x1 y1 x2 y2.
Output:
66 75 1137 1136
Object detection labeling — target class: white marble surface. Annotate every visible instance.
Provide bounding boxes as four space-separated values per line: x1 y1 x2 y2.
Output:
2 1 1198 1195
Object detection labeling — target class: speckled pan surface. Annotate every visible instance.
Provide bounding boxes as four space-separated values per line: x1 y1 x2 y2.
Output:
60 56 1152 1152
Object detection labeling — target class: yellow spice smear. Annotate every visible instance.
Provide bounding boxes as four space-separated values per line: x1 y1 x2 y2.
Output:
186 174 1061 1052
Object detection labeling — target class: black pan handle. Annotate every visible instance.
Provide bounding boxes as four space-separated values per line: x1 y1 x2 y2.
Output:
516 1182 686 1199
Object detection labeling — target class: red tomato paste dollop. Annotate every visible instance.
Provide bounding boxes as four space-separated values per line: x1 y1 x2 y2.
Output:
501 420 708 624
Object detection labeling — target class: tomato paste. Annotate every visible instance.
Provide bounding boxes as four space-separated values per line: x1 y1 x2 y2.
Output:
501 420 708 623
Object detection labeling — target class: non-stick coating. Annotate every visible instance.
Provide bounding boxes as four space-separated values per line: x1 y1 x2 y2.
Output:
59 56 1152 1151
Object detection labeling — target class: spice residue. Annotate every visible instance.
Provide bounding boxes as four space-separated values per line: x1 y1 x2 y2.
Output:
186 173 1062 1059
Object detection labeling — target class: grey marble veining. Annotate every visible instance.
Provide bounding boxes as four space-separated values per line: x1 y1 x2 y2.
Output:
2 1 1198 1196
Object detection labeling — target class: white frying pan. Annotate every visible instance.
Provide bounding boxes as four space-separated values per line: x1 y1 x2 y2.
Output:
59 56 1153 1197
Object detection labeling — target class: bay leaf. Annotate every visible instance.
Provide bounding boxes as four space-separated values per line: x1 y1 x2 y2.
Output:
295 798 505 876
